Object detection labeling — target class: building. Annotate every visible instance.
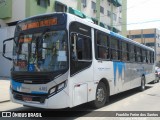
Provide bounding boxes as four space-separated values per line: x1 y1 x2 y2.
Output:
127 28 160 65
0 0 127 35
0 0 127 77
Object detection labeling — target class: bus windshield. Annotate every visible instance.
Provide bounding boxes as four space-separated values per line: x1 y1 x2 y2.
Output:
13 30 68 72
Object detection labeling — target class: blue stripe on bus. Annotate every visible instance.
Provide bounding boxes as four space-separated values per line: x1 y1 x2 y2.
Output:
31 91 47 94
12 80 22 91
113 62 125 86
110 31 128 41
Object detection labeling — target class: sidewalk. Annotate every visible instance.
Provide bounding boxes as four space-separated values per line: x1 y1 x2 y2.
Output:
0 77 10 103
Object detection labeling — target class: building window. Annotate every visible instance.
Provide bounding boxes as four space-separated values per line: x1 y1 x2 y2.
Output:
107 10 111 17
37 0 50 8
100 6 104 14
143 34 155 38
113 13 117 21
129 35 141 39
146 42 155 47
91 1 96 11
55 1 67 12
129 34 155 39
119 17 122 24
119 6 122 13
82 0 87 7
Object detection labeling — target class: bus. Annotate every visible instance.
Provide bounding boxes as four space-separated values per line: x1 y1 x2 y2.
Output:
3 13 155 109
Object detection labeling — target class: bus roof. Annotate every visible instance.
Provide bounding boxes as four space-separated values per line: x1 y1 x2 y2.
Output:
17 12 154 52
67 13 154 51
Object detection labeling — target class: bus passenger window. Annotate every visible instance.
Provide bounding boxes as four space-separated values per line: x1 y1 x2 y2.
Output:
96 31 110 60
76 35 91 60
110 38 119 60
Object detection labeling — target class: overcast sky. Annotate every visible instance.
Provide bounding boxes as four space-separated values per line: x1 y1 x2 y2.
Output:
127 0 160 30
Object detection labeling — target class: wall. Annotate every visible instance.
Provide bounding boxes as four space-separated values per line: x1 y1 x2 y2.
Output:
0 26 15 77
1 0 25 23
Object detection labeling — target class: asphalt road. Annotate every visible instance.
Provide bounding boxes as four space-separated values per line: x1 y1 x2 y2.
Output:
1 82 160 120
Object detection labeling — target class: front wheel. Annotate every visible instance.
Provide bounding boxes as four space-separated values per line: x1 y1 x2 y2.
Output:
91 82 108 108
139 76 146 91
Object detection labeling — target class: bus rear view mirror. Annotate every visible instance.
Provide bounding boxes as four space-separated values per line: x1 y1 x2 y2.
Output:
3 44 6 55
3 37 14 61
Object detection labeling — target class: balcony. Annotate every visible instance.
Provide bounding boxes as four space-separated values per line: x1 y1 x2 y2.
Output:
0 0 12 19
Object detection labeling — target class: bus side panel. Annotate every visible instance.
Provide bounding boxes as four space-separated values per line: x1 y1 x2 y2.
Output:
70 65 94 107
93 60 115 95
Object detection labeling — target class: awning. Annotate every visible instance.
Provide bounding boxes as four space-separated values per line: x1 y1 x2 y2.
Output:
112 0 117 6
107 25 120 33
108 0 122 7
55 1 67 12
107 25 112 30
100 22 105 28
85 16 94 23
100 22 108 29
68 7 86 18
113 27 120 33
116 0 122 7
91 17 98 24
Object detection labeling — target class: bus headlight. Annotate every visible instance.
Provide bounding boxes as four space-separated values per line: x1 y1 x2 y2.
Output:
49 87 56 94
49 80 67 96
58 82 65 90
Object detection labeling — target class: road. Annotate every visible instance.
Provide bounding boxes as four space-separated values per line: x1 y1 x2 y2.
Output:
1 82 160 120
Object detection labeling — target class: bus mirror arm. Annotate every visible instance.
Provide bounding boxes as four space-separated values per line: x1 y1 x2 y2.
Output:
3 37 14 61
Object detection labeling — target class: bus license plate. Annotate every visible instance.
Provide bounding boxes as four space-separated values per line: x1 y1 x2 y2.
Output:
22 96 32 102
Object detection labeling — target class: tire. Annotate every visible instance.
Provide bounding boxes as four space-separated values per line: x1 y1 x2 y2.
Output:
139 76 146 91
91 82 108 108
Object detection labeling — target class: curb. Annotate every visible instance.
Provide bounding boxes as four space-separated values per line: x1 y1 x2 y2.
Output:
0 100 10 103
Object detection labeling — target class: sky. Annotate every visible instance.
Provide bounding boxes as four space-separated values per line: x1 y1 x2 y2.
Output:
127 0 160 30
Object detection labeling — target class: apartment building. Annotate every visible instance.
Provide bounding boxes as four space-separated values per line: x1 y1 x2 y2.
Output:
0 0 127 35
127 28 160 64
0 0 127 76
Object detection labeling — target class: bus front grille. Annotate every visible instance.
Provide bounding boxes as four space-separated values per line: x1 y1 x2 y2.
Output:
12 74 52 84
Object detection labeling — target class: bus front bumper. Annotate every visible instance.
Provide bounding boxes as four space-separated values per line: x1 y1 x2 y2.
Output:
10 88 69 109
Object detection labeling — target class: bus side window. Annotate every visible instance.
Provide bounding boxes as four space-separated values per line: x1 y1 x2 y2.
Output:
96 31 110 60
71 33 78 60
122 42 129 61
76 35 92 60
129 45 135 62
110 37 119 60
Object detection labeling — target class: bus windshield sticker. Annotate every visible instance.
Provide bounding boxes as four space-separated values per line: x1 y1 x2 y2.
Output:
57 51 67 61
28 64 35 72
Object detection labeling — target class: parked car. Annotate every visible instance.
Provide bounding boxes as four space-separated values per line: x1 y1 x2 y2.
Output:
155 68 160 82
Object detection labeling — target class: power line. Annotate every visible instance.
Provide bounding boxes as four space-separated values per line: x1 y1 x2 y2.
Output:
99 0 152 18
113 19 160 27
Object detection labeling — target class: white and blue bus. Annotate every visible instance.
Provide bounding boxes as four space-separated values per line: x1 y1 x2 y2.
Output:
3 13 155 109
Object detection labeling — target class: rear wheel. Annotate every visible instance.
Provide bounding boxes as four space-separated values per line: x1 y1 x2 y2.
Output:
91 82 108 108
140 76 146 91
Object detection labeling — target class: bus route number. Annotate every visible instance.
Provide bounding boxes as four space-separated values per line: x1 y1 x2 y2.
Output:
39 86 47 92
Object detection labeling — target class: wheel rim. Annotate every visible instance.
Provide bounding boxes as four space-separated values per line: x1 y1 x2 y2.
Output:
97 87 105 102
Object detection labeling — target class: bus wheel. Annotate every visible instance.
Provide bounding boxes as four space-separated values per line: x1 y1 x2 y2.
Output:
140 76 145 91
91 82 108 108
